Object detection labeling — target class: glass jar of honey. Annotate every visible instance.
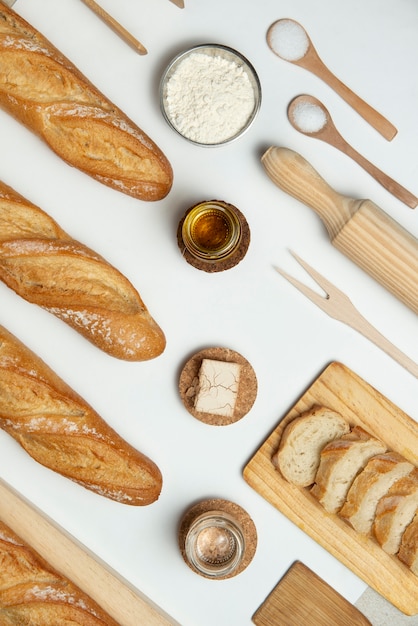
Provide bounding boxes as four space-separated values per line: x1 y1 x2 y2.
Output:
181 200 242 262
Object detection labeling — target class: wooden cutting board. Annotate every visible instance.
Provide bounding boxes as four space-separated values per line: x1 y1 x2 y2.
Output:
0 478 179 626
252 561 371 626
243 361 418 616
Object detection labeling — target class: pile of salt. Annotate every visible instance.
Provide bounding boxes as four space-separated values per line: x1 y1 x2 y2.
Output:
268 19 309 61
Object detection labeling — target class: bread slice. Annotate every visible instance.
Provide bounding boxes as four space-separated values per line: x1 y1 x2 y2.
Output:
373 468 418 554
310 426 387 514
340 451 414 534
398 513 418 575
273 406 350 487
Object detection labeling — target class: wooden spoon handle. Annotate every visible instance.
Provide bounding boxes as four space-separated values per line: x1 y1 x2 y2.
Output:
323 134 417 208
262 146 418 314
299 51 397 141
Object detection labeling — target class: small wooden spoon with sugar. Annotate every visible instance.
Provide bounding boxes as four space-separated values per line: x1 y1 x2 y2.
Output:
267 19 397 141
287 94 417 208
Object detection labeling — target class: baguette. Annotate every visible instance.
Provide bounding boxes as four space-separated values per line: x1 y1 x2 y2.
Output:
310 426 387 514
0 4 172 201
0 324 162 505
273 406 350 487
0 519 120 625
0 180 166 361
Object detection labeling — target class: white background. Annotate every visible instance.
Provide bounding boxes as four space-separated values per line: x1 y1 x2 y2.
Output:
0 0 417 624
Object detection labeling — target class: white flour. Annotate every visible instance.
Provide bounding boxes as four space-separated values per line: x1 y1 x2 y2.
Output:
165 51 256 144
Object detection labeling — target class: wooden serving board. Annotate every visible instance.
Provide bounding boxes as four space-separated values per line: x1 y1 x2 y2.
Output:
252 561 371 626
243 361 418 616
0 478 179 626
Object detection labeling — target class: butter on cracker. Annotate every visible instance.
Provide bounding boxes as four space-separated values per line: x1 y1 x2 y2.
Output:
194 359 241 418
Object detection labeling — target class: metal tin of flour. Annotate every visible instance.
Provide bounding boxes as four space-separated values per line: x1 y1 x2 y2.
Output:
160 44 262 146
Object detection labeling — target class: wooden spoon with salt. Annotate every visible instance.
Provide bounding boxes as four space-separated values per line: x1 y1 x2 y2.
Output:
287 94 417 208
267 19 397 141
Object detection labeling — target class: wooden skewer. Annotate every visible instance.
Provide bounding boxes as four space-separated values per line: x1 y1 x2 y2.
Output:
79 0 147 55
169 0 185 7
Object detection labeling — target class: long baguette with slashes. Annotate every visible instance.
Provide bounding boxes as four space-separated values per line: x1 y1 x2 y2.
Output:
0 3 172 201
0 324 162 505
0 520 120 625
0 180 165 361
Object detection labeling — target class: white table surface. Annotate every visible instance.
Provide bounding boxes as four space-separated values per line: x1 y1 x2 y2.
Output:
1 0 417 624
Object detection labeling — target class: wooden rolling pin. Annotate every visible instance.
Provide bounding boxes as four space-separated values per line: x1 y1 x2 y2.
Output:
262 147 418 315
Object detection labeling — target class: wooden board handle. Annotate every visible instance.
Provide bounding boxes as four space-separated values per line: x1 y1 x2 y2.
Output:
253 561 372 625
262 147 418 314
0 478 178 626
262 146 362 238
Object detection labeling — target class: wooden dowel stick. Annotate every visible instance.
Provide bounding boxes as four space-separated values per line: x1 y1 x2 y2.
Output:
80 0 147 55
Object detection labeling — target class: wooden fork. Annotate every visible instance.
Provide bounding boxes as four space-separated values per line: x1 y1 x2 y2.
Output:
274 251 418 378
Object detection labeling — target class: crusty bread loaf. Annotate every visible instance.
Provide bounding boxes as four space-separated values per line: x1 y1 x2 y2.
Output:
340 452 414 534
373 469 418 554
0 4 172 201
310 426 387 514
398 513 418 575
0 180 165 361
0 324 162 505
0 520 120 625
273 406 350 487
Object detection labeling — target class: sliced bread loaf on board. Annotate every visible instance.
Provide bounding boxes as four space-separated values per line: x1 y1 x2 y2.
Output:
398 513 418 575
273 406 350 487
340 452 415 534
310 426 387 514
373 468 418 554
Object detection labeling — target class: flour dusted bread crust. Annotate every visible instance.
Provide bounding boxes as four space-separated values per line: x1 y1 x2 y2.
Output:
373 469 418 554
0 181 165 361
273 406 350 487
0 4 172 201
310 426 387 514
398 514 418 575
340 452 414 534
0 324 162 505
0 520 120 625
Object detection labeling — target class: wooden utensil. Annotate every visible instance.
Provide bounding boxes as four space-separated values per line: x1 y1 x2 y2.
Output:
288 95 417 208
80 0 147 54
262 146 418 314
252 561 372 626
275 252 418 377
169 0 185 7
243 361 418 616
267 19 397 140
0 478 178 626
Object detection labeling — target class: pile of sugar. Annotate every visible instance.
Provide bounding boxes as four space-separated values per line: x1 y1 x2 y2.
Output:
291 101 327 133
165 51 256 145
268 19 309 61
